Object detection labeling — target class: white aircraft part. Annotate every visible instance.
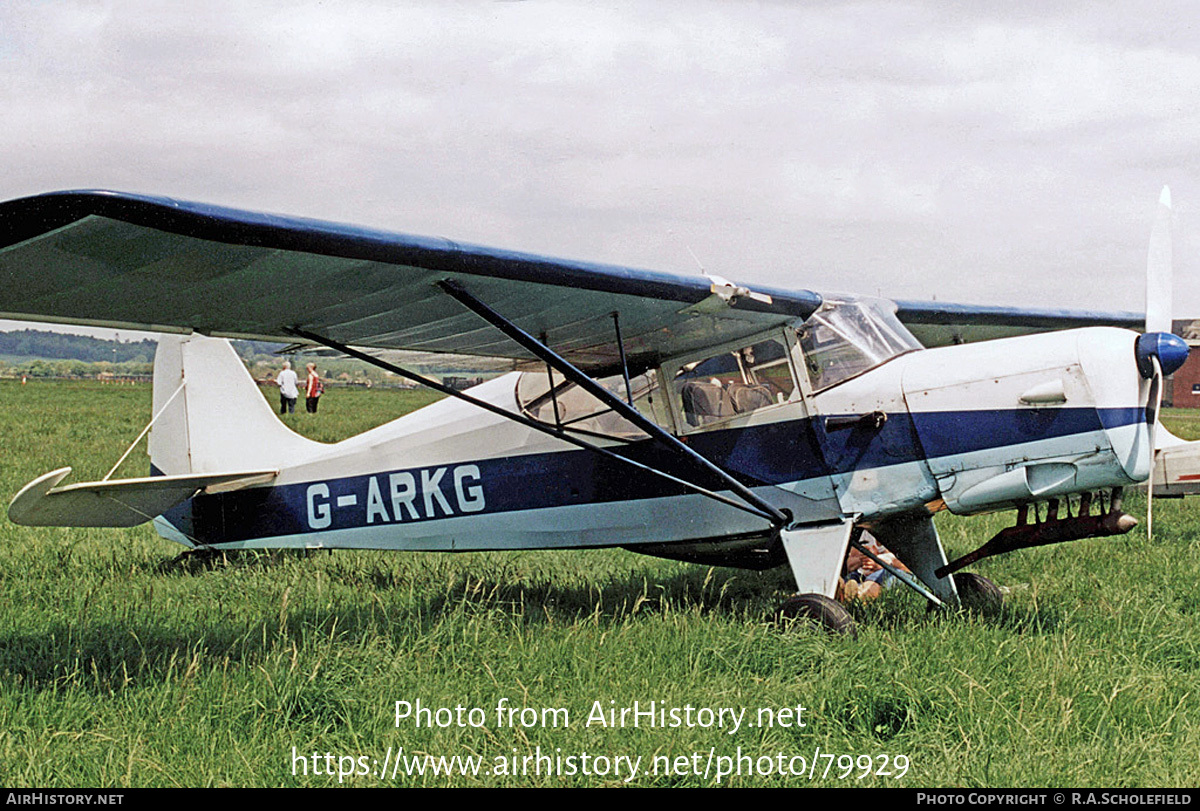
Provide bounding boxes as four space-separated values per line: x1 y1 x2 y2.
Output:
900 328 1152 513
130 323 1154 555
809 460 938 519
300 373 554 476
147 334 189 475
8 467 276 528
170 489 774 553
955 462 1077 510
867 513 959 605
149 334 326 475
1146 425 1200 496
153 515 195 547
1018 379 1068 405
806 358 940 517
1145 186 1173 335
779 520 856 598
1077 329 1155 483
916 427 1143 515
141 338 818 550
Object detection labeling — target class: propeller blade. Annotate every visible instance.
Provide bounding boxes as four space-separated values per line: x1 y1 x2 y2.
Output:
1146 186 1173 334
1143 186 1176 542
1147 356 1163 541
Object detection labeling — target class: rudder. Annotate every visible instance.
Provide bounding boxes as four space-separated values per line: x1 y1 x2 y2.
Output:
148 334 323 476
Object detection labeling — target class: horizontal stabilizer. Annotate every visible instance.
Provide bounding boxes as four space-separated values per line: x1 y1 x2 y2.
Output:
8 467 277 528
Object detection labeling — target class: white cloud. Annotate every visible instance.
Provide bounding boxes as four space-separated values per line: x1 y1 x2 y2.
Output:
4 0 1200 318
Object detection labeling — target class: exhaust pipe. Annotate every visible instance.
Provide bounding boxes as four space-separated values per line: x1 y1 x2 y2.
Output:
935 489 1137 578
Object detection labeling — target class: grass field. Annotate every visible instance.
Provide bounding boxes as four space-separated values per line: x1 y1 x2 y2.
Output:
1 380 1198 787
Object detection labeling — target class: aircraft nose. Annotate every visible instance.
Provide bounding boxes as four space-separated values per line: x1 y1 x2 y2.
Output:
1135 332 1189 378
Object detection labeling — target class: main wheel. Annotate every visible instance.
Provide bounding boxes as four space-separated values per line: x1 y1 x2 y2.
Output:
953 572 1003 615
774 593 857 636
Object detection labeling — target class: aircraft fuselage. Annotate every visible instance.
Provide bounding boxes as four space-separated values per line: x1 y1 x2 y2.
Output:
156 326 1154 562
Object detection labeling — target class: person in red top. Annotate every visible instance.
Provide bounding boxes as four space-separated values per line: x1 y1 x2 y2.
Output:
305 362 323 413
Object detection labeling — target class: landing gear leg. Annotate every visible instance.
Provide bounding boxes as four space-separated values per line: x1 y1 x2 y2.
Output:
775 520 858 635
867 513 959 607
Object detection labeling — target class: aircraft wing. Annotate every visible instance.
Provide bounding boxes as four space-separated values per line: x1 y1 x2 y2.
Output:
0 190 1146 365
0 190 820 374
894 299 1143 348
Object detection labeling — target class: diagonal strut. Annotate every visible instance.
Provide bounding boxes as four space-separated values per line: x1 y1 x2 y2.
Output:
436 279 791 527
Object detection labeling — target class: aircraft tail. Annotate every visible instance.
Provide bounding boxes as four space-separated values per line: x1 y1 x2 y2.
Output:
148 334 323 476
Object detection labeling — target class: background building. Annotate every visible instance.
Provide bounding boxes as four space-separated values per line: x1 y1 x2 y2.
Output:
1164 319 1200 408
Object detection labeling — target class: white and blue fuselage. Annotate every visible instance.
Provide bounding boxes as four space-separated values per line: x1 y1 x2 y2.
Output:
152 316 1160 569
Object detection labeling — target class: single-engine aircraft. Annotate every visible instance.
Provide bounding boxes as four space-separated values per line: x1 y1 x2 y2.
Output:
0 188 1190 635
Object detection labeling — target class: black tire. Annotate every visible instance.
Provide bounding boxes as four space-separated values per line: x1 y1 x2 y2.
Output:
774 593 857 636
953 572 1003 615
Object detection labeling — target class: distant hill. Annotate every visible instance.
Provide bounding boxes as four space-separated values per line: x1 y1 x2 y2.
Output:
0 329 157 363
0 330 506 386
0 330 297 363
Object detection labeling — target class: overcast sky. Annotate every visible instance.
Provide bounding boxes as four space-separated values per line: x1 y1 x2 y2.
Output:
4 0 1200 338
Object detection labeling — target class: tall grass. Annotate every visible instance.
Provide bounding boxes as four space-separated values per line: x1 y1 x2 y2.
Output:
0 381 1197 787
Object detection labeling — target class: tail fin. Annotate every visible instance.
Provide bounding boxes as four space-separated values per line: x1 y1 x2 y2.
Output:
148 334 323 475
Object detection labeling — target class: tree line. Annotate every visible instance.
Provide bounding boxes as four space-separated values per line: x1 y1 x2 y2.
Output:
0 329 157 363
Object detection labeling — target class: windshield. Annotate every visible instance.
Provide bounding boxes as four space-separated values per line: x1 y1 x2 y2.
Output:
796 297 922 391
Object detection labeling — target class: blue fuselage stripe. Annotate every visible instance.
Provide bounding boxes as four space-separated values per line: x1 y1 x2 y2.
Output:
168 406 1143 545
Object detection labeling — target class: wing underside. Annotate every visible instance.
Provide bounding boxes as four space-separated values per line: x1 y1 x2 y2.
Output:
0 191 819 373
0 190 1144 365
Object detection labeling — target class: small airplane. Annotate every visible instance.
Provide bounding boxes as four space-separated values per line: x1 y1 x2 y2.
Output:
0 187 1190 635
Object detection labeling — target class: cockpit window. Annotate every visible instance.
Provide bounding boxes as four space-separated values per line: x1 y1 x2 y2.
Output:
674 337 796 428
796 298 922 391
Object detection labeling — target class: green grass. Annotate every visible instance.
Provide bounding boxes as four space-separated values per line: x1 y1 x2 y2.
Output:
1 380 1198 787
1161 407 1200 441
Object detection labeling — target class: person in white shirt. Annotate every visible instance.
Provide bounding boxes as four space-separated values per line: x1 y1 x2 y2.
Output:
276 360 299 414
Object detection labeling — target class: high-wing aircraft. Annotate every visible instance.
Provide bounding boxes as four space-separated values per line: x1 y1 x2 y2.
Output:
0 188 1189 635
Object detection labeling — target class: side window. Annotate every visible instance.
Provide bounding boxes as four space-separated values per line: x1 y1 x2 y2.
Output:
516 369 667 437
674 337 796 428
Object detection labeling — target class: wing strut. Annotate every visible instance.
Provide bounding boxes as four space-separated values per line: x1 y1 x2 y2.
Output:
284 327 780 523
611 311 634 406
436 279 792 527
848 534 945 608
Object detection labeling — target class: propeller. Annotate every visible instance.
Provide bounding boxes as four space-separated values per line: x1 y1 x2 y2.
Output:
1141 186 1176 540
1145 186 1173 335
1146 354 1163 540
